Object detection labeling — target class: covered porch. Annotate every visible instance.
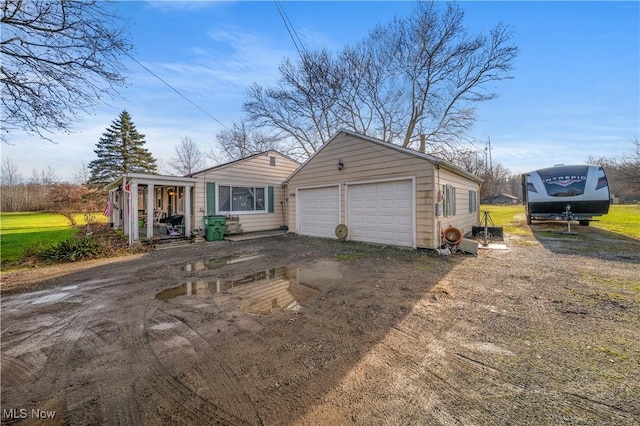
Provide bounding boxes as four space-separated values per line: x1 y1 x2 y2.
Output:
105 173 198 245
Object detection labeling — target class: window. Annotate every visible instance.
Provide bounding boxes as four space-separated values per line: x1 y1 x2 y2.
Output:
269 156 276 166
218 185 266 213
469 190 477 213
443 185 456 217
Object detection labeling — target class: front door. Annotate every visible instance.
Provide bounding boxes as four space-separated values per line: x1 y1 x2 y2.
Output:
167 188 174 216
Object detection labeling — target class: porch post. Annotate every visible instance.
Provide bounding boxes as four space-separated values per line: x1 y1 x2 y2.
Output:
131 182 139 242
184 185 192 236
123 179 130 237
147 183 154 240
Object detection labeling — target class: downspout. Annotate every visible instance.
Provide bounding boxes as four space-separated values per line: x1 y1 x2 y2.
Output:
434 161 442 249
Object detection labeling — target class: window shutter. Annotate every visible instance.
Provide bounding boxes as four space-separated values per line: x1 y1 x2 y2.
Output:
469 190 477 213
206 182 216 214
452 187 457 216
268 186 275 213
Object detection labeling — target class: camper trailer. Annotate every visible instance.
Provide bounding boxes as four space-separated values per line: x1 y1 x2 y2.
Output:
522 164 610 226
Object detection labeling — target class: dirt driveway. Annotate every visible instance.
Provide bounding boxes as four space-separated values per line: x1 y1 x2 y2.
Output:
2 224 639 425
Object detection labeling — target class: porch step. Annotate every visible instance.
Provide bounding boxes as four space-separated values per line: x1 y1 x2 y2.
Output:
150 236 193 250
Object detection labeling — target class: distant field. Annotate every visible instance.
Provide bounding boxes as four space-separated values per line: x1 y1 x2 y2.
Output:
0 212 107 265
480 204 640 240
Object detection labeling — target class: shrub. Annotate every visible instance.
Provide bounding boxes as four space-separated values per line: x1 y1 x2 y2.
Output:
39 236 102 263
22 241 46 259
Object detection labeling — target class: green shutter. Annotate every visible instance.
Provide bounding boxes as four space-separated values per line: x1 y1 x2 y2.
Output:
452 187 457 216
268 186 274 213
207 182 216 214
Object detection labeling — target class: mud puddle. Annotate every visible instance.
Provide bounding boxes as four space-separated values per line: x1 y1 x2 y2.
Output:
159 260 341 315
184 254 264 271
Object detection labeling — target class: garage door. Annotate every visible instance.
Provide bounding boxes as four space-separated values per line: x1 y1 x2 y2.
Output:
348 180 414 247
297 186 340 238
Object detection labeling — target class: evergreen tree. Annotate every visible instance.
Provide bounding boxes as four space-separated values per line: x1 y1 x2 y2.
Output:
88 110 158 186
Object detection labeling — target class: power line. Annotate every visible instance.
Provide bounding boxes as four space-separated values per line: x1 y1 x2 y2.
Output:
124 52 228 129
274 1 306 61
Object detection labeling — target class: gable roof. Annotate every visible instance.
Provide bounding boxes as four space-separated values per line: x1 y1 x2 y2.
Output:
283 130 483 184
187 150 300 177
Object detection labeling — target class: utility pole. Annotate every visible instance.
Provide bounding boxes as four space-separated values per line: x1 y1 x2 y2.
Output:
488 137 493 173
485 136 494 199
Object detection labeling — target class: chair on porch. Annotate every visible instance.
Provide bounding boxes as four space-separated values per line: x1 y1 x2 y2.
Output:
153 209 165 225
166 223 181 236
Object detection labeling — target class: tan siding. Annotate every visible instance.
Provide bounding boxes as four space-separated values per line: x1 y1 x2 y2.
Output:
435 166 481 243
287 134 438 248
191 152 299 232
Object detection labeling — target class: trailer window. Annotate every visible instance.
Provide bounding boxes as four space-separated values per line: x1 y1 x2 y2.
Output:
538 165 588 197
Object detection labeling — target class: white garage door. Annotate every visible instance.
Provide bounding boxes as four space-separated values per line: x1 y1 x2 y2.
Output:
297 186 340 238
348 180 414 247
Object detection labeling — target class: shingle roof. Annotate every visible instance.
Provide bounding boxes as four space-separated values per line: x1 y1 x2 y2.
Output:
284 129 483 184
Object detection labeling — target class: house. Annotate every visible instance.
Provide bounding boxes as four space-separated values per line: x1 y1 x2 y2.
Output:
187 151 300 233
106 135 481 250
485 193 520 205
283 130 483 249
105 151 299 244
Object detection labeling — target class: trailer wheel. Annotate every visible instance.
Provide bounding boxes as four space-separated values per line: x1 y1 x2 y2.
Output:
579 220 590 226
526 214 532 225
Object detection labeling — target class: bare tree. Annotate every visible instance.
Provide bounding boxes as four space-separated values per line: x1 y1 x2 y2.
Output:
244 2 517 158
1 0 131 140
74 163 91 185
376 3 517 149
30 166 58 184
479 163 511 201
585 138 640 202
48 182 89 226
437 144 485 176
245 51 343 157
1 157 23 185
618 136 640 192
168 137 205 175
212 120 285 162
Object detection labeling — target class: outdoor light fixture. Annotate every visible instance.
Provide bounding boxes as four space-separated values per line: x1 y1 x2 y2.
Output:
337 159 344 170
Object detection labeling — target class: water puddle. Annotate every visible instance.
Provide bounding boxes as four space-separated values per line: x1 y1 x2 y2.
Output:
159 260 342 315
31 293 69 305
184 254 264 271
31 285 78 305
150 322 176 331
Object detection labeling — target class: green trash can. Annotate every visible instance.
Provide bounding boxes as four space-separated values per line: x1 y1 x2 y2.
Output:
210 216 226 228
205 215 227 241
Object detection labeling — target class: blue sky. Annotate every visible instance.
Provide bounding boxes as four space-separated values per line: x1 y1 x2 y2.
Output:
3 1 639 181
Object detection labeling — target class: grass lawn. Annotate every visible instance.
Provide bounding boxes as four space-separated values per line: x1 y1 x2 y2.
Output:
480 204 640 240
591 204 640 240
0 212 107 265
479 204 531 236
